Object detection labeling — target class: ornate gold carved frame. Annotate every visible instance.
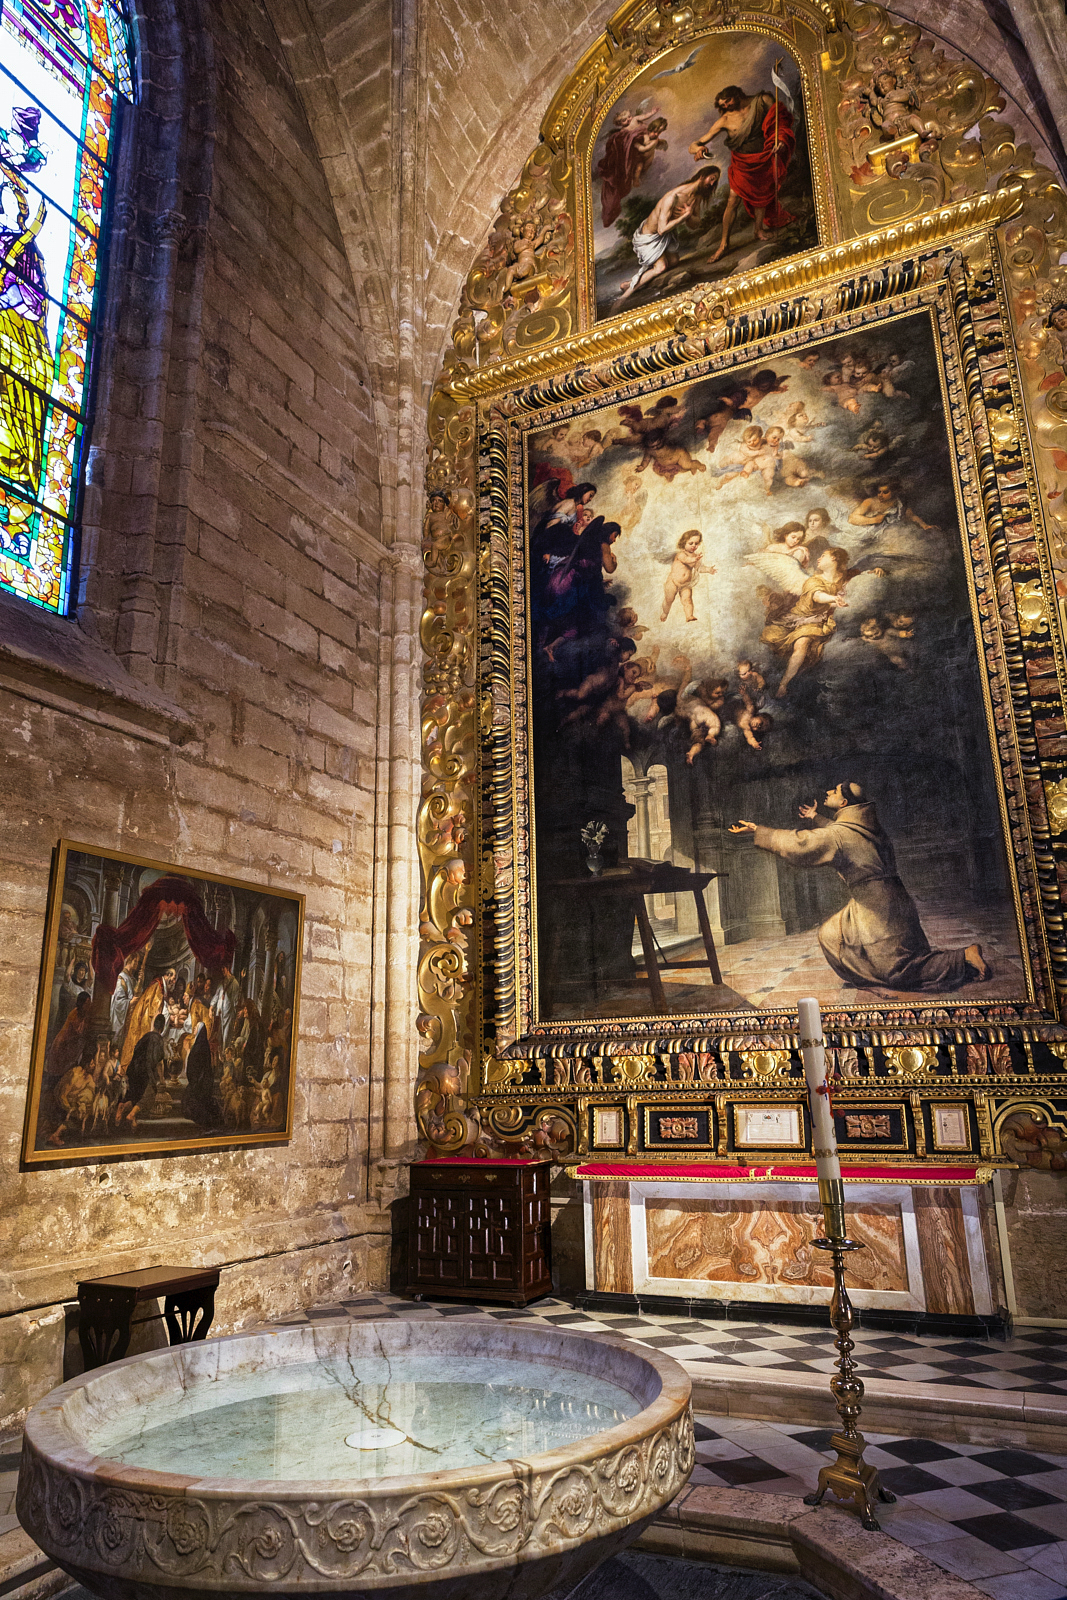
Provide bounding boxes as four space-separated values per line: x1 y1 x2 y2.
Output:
418 0 1067 1166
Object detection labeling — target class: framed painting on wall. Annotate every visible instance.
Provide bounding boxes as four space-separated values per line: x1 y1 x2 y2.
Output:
22 841 304 1166
417 0 1067 1175
493 290 1051 1046
580 28 823 323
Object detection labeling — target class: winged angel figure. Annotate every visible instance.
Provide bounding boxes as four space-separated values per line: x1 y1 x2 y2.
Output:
745 532 888 698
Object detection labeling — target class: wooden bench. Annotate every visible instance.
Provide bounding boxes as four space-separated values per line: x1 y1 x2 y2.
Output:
77 1265 220 1370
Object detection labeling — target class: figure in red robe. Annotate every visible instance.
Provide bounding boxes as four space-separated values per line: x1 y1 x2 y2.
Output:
689 85 797 262
596 109 668 228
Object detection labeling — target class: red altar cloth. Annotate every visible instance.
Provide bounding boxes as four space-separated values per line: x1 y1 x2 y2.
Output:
574 1162 990 1185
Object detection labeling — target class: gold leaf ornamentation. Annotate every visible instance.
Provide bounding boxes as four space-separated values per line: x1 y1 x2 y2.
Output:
1045 780 1067 835
610 1055 658 1085
1014 579 1049 637
884 1046 938 1078
739 1050 793 1081
483 1057 526 1089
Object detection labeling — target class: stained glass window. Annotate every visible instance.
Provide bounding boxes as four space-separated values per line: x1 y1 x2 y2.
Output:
0 0 134 614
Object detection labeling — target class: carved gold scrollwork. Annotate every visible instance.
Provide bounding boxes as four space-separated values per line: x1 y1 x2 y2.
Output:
473 1101 577 1159
444 190 1023 403
883 1046 938 1078
488 1104 525 1131
482 1057 526 1089
1014 579 1049 638
739 1049 793 1081
1045 781 1067 836
610 1055 659 1085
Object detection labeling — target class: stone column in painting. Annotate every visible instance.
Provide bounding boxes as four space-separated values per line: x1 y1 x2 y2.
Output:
259 905 279 1018
629 775 653 860
89 862 125 1043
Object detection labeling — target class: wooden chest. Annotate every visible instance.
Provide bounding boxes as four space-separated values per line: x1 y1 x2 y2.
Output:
407 1159 553 1306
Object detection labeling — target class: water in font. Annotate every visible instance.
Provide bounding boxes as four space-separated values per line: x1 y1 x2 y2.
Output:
92 1354 643 1481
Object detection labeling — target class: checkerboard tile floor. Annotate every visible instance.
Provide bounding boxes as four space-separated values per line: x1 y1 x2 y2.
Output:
4 1294 1066 1599
281 1291 1067 1396
690 1416 1067 1599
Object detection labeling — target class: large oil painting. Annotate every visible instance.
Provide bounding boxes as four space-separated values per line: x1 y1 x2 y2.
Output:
23 843 303 1164
524 311 1028 1023
589 32 819 321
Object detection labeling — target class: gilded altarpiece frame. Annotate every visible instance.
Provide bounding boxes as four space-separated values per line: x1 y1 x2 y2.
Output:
417 0 1067 1172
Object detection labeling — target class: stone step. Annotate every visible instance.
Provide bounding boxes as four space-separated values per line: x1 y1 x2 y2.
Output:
638 1484 989 1600
0 1526 72 1600
688 1363 1067 1453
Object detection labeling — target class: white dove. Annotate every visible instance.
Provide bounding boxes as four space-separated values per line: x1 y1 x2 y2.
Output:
652 48 701 79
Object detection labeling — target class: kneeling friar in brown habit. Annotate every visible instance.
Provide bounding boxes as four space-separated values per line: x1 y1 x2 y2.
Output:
730 782 990 993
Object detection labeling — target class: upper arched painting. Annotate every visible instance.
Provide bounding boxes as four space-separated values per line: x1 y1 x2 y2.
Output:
589 33 819 321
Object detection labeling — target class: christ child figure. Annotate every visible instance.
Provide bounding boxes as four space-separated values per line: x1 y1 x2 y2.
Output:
662 529 716 622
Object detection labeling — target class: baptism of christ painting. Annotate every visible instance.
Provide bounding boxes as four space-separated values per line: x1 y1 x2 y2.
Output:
589 34 819 321
524 312 1030 1023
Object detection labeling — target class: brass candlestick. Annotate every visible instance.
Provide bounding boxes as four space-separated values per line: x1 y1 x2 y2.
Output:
803 1181 896 1531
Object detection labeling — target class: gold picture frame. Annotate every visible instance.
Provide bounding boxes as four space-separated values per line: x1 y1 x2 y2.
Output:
22 841 304 1166
493 290 1047 1046
574 23 830 328
643 1102 716 1150
417 0 1067 1165
732 1104 806 1149
930 1103 974 1153
832 1101 910 1153
592 1104 627 1147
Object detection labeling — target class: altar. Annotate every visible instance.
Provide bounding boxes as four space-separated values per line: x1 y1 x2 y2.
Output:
577 1162 1009 1335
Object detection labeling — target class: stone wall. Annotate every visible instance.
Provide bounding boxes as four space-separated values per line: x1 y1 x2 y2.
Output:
0 0 419 1432
1002 1172 1067 1321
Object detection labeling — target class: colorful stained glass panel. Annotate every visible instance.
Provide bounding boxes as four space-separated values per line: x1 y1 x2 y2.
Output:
0 0 133 613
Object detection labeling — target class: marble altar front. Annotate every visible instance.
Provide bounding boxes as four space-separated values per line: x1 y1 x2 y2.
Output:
580 1166 1004 1323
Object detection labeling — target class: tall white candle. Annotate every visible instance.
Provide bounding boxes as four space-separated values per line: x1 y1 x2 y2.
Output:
798 997 841 1184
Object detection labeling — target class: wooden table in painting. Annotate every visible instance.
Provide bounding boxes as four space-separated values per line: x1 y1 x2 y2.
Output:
77 1265 220 1370
575 1163 1009 1337
543 862 723 1015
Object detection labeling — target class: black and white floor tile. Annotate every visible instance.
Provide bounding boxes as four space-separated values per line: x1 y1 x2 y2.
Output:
278 1291 1067 1592
285 1291 1067 1397
690 1415 1067 1599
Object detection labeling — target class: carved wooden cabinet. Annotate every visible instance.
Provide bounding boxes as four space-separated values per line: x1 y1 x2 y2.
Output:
407 1159 553 1306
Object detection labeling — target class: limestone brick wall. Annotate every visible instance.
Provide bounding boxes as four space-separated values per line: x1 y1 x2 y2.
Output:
0 0 419 1432
1002 1171 1067 1321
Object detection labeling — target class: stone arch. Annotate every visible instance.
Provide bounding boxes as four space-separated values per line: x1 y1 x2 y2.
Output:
258 0 399 518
